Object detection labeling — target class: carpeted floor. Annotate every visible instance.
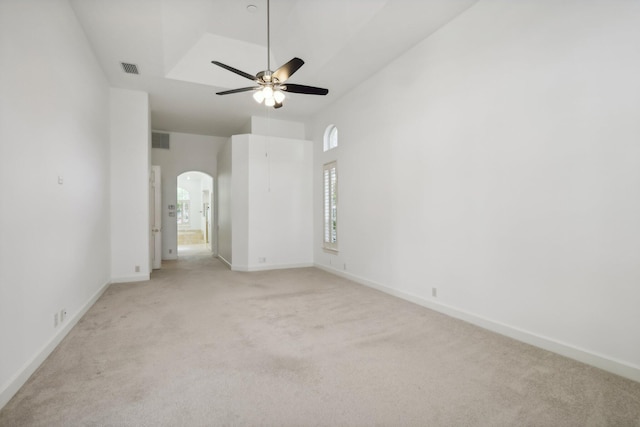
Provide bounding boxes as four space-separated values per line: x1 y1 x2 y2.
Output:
2 247 640 426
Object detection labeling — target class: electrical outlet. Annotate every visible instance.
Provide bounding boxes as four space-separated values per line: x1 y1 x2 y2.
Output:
432 287 437 298
135 265 140 273
258 257 266 263
169 249 172 254
54 312 59 327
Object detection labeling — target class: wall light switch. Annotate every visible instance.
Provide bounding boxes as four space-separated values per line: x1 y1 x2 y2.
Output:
58 176 64 185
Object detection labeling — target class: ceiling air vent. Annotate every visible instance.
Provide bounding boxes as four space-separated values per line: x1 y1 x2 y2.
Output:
121 62 139 74
152 132 170 150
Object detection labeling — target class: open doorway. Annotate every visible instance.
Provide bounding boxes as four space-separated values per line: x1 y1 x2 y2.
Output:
177 171 214 256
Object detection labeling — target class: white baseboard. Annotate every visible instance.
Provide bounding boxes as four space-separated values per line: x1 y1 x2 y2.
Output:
315 263 640 384
217 255 232 269
233 262 314 272
217 257 312 272
110 274 150 283
0 280 111 410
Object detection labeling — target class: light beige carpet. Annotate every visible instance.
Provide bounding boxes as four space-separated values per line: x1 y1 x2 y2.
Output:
2 248 639 426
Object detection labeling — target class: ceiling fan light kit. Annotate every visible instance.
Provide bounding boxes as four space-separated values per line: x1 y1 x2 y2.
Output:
212 0 328 109
253 84 284 106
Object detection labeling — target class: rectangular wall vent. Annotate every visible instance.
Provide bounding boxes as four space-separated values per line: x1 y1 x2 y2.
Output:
152 132 170 149
121 62 139 74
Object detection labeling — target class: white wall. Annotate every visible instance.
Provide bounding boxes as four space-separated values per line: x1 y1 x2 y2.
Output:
239 116 306 139
249 116 306 140
110 88 150 282
231 136 250 268
151 132 226 259
247 135 313 270
225 134 313 271
310 0 640 381
217 140 233 264
0 0 111 408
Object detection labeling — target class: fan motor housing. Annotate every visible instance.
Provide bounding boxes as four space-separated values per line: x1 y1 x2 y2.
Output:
257 70 274 82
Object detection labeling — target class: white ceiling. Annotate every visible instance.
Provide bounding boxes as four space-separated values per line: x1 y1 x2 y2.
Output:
70 0 478 137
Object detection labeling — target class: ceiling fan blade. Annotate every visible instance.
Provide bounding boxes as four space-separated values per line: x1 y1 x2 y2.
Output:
283 84 329 96
212 61 256 81
216 87 259 95
272 57 304 83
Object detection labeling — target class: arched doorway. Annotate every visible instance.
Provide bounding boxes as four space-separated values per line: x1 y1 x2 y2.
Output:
176 171 214 255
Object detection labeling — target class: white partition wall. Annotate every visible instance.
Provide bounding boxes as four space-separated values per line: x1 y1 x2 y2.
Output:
217 140 233 265
231 136 250 268
110 88 151 282
218 133 313 271
246 135 313 271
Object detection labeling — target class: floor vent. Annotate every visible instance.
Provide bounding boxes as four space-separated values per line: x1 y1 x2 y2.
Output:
121 62 139 74
152 132 170 149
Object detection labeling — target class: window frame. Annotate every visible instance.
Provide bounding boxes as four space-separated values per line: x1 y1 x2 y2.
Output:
177 187 191 226
323 161 338 252
323 124 338 152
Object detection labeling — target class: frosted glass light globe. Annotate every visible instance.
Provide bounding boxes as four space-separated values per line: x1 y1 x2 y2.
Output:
253 90 265 103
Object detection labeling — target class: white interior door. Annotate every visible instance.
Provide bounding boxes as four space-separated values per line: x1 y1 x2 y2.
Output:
151 165 162 269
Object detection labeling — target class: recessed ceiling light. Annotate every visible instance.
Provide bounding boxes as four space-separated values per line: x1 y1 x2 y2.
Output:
246 4 258 13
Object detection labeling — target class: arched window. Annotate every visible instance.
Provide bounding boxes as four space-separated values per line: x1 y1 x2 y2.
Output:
323 124 338 152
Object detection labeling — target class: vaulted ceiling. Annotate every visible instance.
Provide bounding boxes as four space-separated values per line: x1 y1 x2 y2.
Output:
70 0 478 137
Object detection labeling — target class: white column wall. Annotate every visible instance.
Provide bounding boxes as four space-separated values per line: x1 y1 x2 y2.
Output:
217 140 233 265
231 135 250 269
246 135 313 270
249 116 306 140
311 0 640 381
110 88 150 282
224 134 313 271
0 0 111 408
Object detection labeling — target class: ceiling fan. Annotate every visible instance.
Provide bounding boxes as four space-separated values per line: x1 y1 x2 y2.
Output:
211 0 329 109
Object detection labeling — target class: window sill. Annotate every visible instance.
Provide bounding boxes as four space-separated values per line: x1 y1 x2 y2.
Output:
322 247 339 254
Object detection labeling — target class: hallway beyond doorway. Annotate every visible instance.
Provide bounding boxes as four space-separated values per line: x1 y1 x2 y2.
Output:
176 171 214 256
177 230 205 245
177 243 209 257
